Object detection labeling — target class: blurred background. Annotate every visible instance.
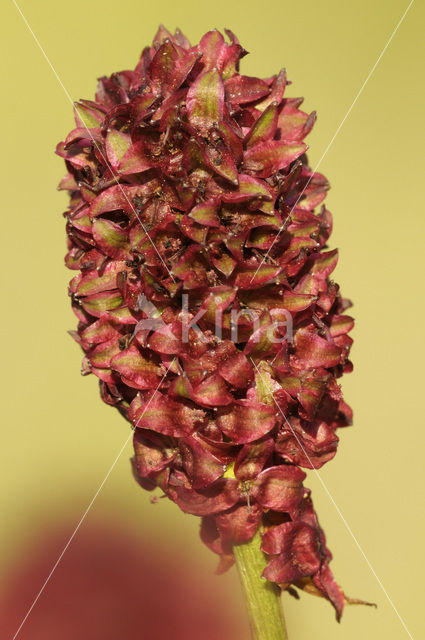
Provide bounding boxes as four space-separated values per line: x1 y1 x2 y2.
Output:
1 0 423 638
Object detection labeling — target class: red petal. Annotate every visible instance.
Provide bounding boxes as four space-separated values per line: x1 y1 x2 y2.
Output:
329 315 354 338
256 69 287 110
297 376 327 420
172 478 239 516
200 286 236 323
179 435 225 489
74 100 105 128
280 291 314 312
189 199 221 227
217 401 276 444
131 392 204 437
110 345 161 389
118 140 153 175
171 50 202 92
221 174 273 204
152 25 174 48
187 69 224 134
244 141 307 178
313 563 345 621
133 430 177 477
210 251 236 277
216 503 262 544
278 106 316 143
81 316 120 346
80 290 124 317
262 522 321 582
204 140 239 185
225 75 270 104
217 351 254 388
148 323 183 355
234 265 283 289
310 249 338 278
92 219 130 259
89 337 121 368
193 374 234 407
89 183 158 218
276 419 339 470
198 30 226 71
294 328 342 369
180 215 208 244
149 40 179 95
105 129 131 169
77 261 126 296
252 465 306 512
168 374 196 401
234 438 274 481
245 102 279 148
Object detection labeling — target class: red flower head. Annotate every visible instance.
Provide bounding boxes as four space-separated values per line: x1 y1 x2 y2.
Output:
58 26 358 619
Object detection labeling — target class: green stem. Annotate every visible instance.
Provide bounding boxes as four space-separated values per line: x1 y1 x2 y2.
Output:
234 530 288 640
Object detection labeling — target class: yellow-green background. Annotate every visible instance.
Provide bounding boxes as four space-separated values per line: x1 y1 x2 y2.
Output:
1 0 423 637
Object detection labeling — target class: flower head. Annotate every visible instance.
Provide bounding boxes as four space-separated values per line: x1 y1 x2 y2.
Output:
58 26 356 619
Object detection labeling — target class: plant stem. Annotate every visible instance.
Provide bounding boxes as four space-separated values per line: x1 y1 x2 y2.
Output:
234 529 288 640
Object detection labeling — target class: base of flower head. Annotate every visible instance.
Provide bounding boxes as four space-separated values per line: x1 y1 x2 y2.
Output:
200 488 346 619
